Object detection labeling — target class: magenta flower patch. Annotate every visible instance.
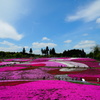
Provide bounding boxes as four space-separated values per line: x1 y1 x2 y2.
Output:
0 80 100 100
0 57 100 100
0 66 26 72
68 69 100 82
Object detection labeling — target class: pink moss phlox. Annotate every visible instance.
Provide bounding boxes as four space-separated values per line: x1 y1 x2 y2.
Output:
0 80 100 100
0 69 54 80
70 58 97 61
68 69 100 81
30 58 52 62
39 67 60 71
42 61 67 67
15 63 46 66
4 58 32 62
63 58 100 68
0 66 26 72
0 62 12 65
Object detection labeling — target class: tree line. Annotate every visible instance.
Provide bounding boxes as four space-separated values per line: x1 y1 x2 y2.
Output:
0 48 34 59
41 47 56 56
0 45 100 60
41 45 100 60
87 45 100 60
41 46 86 57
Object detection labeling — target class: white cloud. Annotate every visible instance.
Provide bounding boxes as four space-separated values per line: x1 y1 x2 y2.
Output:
42 37 50 41
24 46 29 49
74 40 96 48
32 42 57 48
33 50 41 54
0 40 28 52
0 0 30 22
0 21 23 40
0 41 14 46
66 0 100 22
64 40 72 43
96 18 100 23
0 0 30 41
83 33 88 36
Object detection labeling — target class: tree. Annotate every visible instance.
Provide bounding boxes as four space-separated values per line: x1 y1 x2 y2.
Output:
62 49 86 57
52 48 56 55
41 48 46 55
29 48 33 54
22 48 26 54
86 52 93 58
49 49 52 55
13 53 23 58
0 51 5 58
91 45 100 59
46 46 49 56
41 49 43 55
49 48 56 56
63 50 67 57
81 49 86 57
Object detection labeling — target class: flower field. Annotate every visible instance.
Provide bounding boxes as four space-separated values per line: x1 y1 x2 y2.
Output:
0 57 100 99
0 80 100 100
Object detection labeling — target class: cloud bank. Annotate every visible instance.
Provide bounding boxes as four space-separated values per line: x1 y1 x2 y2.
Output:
66 0 100 22
0 21 23 40
42 37 50 41
0 41 22 52
64 40 72 43
0 0 29 22
74 40 96 49
32 42 57 48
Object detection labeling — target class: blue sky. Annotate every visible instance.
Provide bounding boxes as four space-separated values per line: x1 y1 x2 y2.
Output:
0 0 100 54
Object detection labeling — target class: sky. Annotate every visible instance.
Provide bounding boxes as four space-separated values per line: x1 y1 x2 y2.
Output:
0 0 100 54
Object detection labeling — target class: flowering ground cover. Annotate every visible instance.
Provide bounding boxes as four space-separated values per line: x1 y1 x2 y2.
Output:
68 58 100 68
0 62 14 66
3 59 14 62
88 81 100 84
54 60 89 68
70 58 97 62
26 60 67 67
59 67 87 72
0 68 54 80
19 66 42 70
47 69 85 75
41 61 67 67
0 57 100 99
39 67 60 71
28 57 100 68
0 81 32 86
0 66 27 72
77 61 100 68
4 58 32 62
30 58 52 62
14 63 46 67
68 69 100 82
0 80 100 100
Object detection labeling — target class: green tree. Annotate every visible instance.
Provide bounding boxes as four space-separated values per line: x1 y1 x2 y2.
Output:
92 45 100 59
41 48 43 55
63 50 67 57
29 48 33 54
52 48 56 55
46 46 49 56
13 53 23 58
41 48 46 55
22 48 26 54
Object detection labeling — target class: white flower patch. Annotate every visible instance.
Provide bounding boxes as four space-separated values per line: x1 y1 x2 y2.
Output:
59 68 87 72
53 60 89 68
